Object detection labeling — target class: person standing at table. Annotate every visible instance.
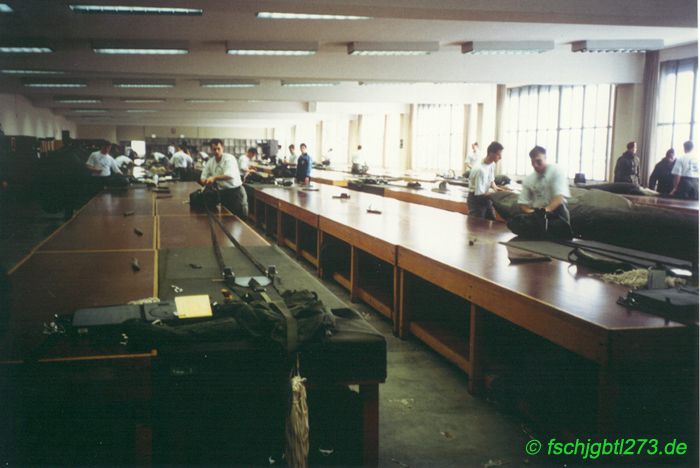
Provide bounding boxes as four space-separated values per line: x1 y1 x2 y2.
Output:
648 149 676 195
467 141 507 220
199 138 248 217
171 142 194 179
613 141 640 185
238 147 256 182
295 143 312 185
283 144 296 165
86 141 122 177
670 140 699 200
465 142 480 171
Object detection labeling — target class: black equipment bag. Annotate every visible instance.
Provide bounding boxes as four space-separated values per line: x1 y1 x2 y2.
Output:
621 287 699 325
567 247 634 273
189 187 220 211
507 208 573 240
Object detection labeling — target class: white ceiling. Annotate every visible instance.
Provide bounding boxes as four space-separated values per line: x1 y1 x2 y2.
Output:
0 0 696 126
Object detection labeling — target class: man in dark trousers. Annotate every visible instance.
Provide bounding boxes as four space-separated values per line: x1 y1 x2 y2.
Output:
648 149 676 195
613 141 640 185
199 138 248 217
670 140 699 200
295 143 312 185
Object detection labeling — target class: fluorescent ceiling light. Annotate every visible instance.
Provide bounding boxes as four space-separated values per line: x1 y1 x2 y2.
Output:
95 47 187 55
24 81 87 88
256 11 371 20
186 99 227 103
348 42 439 56
281 81 339 88
226 41 317 56
127 109 158 113
571 40 663 53
69 5 202 15
1 69 65 75
359 81 416 86
461 41 555 55
113 80 175 88
121 98 165 103
55 97 102 103
0 3 13 13
0 46 53 53
200 80 259 88
93 40 188 55
72 109 107 113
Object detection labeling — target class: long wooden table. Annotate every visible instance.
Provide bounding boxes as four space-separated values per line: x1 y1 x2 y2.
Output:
1 182 385 466
248 182 697 435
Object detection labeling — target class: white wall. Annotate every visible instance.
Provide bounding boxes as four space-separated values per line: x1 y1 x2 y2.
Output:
659 43 698 62
0 93 76 139
78 125 272 141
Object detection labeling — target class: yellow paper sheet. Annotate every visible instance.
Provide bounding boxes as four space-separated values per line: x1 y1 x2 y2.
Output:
175 295 212 319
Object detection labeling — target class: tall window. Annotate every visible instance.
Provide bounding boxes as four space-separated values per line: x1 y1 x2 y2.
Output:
384 114 401 169
504 84 614 180
295 122 317 157
361 114 385 168
656 58 698 157
412 104 465 172
321 120 349 165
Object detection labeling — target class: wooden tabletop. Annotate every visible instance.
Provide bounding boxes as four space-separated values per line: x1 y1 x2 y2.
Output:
250 184 691 338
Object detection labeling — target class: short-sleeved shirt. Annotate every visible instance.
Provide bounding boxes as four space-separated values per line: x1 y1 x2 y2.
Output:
518 164 570 209
465 151 479 168
237 154 250 172
114 155 132 167
171 151 193 168
152 152 167 162
200 153 242 189
671 152 699 178
295 153 312 182
468 160 495 196
86 151 122 177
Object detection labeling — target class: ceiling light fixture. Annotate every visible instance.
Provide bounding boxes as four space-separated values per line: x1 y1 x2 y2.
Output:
72 108 108 113
69 5 203 15
199 80 259 88
55 97 102 103
0 3 13 13
571 40 663 53
256 11 371 20
113 80 175 88
359 81 416 86
93 40 188 55
461 41 555 55
24 81 87 88
121 98 165 103
186 99 227 103
226 41 317 56
348 42 439 56
0 46 53 54
126 109 158 113
281 81 339 88
1 69 65 75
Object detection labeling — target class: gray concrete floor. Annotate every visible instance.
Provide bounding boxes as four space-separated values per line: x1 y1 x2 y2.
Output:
288 255 533 468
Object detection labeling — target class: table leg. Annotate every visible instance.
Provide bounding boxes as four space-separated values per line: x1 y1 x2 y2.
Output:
397 269 409 339
350 246 359 303
360 384 379 467
468 304 485 395
596 365 618 435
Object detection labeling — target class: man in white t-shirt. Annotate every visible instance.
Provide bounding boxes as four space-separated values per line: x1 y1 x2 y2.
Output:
86 142 122 177
114 153 133 172
509 145 573 239
467 141 507 220
465 142 480 171
518 145 571 221
171 143 193 169
670 140 698 200
199 138 248 217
